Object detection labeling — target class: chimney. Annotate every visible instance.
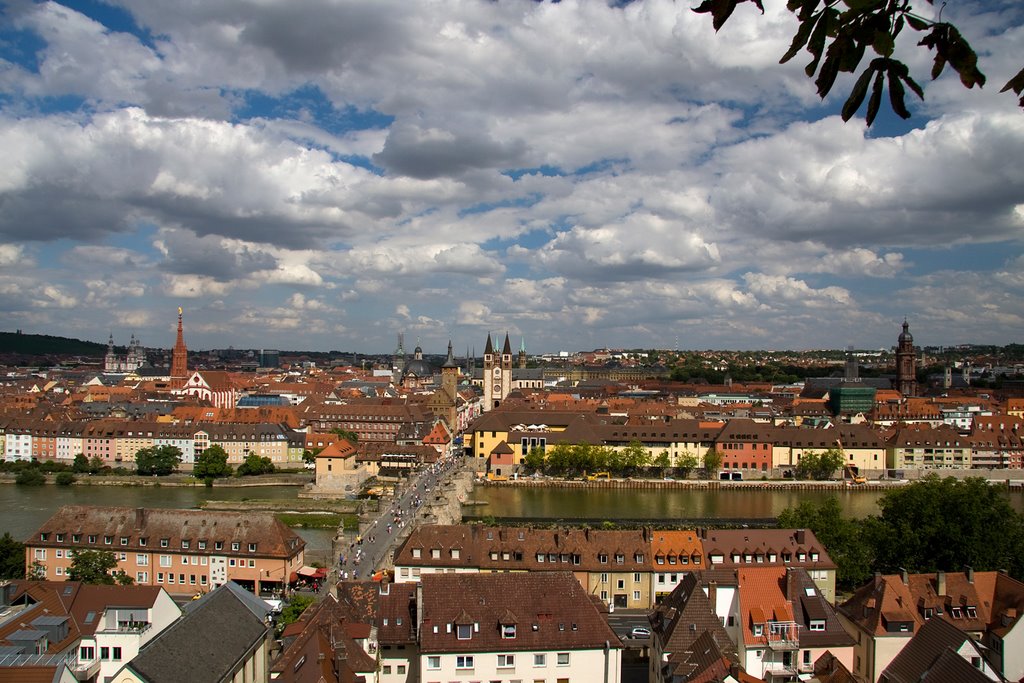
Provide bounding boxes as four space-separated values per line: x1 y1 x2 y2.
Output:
707 580 717 609
785 568 799 599
899 568 908 585
135 508 147 530
964 566 974 583
936 570 946 597
795 529 806 545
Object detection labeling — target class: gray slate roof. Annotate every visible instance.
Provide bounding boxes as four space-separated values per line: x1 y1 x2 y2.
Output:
121 582 269 683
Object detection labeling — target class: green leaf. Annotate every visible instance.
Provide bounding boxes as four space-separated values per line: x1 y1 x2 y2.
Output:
905 15 929 31
842 64 876 121
888 70 911 118
1001 67 1024 95
781 14 818 63
866 69 885 126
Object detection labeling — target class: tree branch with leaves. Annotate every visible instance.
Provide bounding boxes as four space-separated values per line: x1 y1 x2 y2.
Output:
693 0 1024 124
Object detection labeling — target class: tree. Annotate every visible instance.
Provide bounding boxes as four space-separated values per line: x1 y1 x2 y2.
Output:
72 452 89 473
653 450 672 474
868 475 1024 578
702 448 723 479
277 595 314 632
67 549 134 585
135 445 182 476
236 453 275 476
676 452 700 479
693 0 1024 125
88 455 104 474
794 448 845 480
331 428 359 443
523 446 546 473
193 445 232 479
778 496 873 589
301 449 320 466
621 441 652 477
0 532 25 579
15 469 46 486
55 471 76 486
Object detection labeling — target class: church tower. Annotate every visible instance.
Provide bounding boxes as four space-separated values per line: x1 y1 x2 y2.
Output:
104 333 118 373
896 319 917 397
171 307 189 381
518 337 527 369
483 334 513 411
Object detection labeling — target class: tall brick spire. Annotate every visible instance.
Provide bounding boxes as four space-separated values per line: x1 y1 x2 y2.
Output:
171 306 188 380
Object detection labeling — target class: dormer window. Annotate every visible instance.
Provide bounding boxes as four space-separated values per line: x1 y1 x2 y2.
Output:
56 534 64 542
160 539 169 548
231 542 240 552
951 607 963 619
810 619 825 631
456 624 472 640
215 541 223 551
810 552 819 562
615 554 624 564
104 536 113 545
753 624 763 637
598 554 608 564
502 624 516 639
431 548 441 559
181 541 190 549
40 533 49 542
412 548 421 558
450 549 459 559
73 534 81 543
635 553 644 563
198 541 206 550
536 553 545 563
656 555 665 565
966 606 977 619
121 537 129 546
249 543 257 552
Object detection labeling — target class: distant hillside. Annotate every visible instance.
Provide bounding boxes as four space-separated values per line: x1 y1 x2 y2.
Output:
0 331 106 357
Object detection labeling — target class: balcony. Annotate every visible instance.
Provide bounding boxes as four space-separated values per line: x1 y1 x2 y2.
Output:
761 618 798 651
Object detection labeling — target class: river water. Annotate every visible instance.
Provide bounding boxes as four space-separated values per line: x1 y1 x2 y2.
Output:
465 484 1024 522
0 484 336 564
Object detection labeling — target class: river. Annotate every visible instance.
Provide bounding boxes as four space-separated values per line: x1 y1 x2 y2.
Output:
464 484 1024 522
0 483 336 564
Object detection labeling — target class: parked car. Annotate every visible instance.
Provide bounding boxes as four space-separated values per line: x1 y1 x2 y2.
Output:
630 626 651 639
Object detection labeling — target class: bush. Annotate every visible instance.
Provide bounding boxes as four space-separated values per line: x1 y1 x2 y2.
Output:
55 472 76 486
15 469 46 486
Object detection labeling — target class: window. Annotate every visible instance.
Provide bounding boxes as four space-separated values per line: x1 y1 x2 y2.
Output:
451 548 460 559
633 572 641 582
55 566 63 576
617 579 625 589
598 553 608 564
537 553 545 563
557 652 570 666
198 541 206 550
753 624 763 636
456 655 474 669
412 548 421 558
431 548 441 559
157 572 163 583
88 535 97 544
615 553 624 564
100 647 110 660
810 620 825 631
601 573 608 583
159 555 172 567
121 537 129 546
502 624 516 638
56 533 64 542
104 536 112 545
160 538 169 548
137 571 148 582
633 590 641 601
139 537 147 546
249 543 257 552
457 624 472 640
80 646 95 660
232 542 240 551
498 654 515 668
181 540 190 549
137 554 149 566
72 534 81 542
34 548 46 560
534 654 546 666
215 541 223 550
427 656 440 669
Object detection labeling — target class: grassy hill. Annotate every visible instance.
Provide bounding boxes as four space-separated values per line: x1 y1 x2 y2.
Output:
0 331 106 357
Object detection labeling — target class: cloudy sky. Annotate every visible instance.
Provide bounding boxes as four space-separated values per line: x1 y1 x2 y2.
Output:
1 0 1022 355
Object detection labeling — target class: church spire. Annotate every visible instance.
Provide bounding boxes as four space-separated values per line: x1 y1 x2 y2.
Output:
171 306 188 380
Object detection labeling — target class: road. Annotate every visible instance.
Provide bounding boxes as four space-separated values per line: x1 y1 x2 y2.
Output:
335 451 465 582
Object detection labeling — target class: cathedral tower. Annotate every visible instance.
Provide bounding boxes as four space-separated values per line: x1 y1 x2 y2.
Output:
483 333 514 411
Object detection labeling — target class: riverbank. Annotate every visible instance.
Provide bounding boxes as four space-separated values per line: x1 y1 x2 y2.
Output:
0 471 312 487
482 474 1024 491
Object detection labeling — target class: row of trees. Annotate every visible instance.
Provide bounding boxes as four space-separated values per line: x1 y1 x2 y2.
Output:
10 445 278 484
778 476 1024 590
519 442 848 481
521 441 724 479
